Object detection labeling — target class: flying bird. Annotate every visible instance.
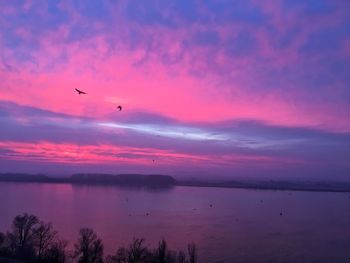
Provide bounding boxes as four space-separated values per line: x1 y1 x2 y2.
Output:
117 105 122 111
75 88 87 95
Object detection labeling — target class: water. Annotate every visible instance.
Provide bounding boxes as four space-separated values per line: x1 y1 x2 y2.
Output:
0 182 350 263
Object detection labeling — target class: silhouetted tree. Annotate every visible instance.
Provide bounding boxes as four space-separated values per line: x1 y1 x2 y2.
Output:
0 231 6 256
153 239 176 263
106 247 128 263
177 251 186 263
0 232 4 245
156 239 167 263
7 213 39 260
74 228 104 263
127 238 148 263
34 221 57 262
187 243 197 263
1 214 200 263
41 239 67 263
107 239 196 263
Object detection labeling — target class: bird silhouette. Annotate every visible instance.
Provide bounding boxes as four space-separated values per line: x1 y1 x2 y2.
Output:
117 105 122 111
75 88 87 95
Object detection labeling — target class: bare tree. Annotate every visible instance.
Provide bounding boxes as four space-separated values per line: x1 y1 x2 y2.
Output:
7 213 39 259
42 239 67 263
106 247 128 263
74 228 104 263
177 251 186 263
153 239 176 263
2 214 201 263
34 221 57 262
156 239 167 263
127 238 148 263
0 232 6 256
187 243 197 263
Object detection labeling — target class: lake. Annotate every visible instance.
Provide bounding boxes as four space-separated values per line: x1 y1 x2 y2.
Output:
0 182 350 262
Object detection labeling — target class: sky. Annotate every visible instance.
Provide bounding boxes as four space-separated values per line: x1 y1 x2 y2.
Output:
0 0 349 181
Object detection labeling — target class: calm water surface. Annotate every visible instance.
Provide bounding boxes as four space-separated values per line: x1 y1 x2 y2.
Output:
0 182 350 263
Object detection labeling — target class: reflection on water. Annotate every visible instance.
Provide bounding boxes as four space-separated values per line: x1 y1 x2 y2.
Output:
0 182 350 262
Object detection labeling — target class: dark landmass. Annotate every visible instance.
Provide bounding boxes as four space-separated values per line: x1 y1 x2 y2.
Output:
1 173 350 192
0 173 175 189
176 179 350 193
70 173 176 188
0 173 48 182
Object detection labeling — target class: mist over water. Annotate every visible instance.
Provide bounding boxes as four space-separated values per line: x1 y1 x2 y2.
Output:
1 182 350 263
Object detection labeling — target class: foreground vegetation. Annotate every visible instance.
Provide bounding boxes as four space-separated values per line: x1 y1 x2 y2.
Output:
0 213 198 263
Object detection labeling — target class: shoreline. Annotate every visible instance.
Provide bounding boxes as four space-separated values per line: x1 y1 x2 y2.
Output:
1 176 350 193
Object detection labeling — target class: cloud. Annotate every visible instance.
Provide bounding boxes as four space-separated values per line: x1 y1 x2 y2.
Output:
1 1 350 179
283 0 336 15
1 100 349 179
192 30 220 46
126 1 176 28
225 31 257 57
202 0 267 25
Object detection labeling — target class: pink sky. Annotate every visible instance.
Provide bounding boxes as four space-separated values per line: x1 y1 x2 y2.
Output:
0 0 349 180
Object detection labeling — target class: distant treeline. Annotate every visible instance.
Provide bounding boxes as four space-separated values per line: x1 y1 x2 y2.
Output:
178 179 350 192
0 173 176 188
0 213 198 263
1 173 350 192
